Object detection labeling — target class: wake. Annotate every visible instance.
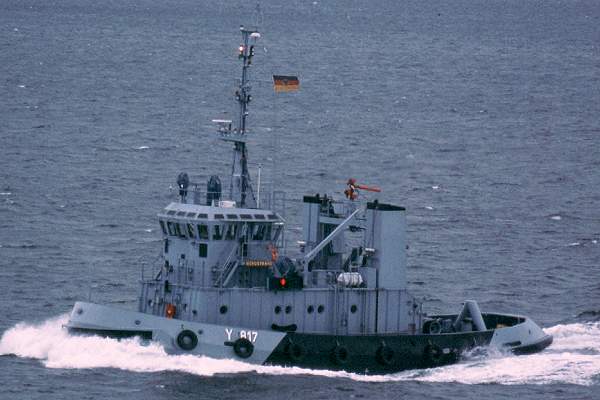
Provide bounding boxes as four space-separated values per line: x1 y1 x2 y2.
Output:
1 315 599 385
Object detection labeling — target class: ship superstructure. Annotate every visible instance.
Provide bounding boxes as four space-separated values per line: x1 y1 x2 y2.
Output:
67 27 552 373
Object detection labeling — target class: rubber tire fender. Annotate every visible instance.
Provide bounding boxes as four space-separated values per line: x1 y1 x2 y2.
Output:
424 344 443 363
286 341 306 362
233 338 254 359
176 329 198 351
376 345 395 366
331 344 350 365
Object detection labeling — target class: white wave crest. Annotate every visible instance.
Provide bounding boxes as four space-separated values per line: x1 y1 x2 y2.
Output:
1 316 599 385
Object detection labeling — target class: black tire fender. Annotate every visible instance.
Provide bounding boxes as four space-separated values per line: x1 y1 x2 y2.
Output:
233 338 254 359
376 345 395 366
424 344 443 363
331 344 350 365
286 341 306 362
176 329 198 351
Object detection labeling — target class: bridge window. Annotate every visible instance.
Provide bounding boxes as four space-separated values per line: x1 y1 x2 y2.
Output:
251 223 272 241
213 225 223 240
272 225 283 241
187 223 196 238
167 222 176 236
240 223 249 240
159 221 167 235
175 223 186 238
199 243 207 258
225 224 237 240
252 223 266 240
197 224 209 240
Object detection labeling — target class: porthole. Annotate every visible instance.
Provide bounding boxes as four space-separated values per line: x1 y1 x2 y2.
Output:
274 305 282 314
307 305 314 314
317 305 325 314
285 305 292 314
350 305 358 314
220 305 228 314
192 310 198 316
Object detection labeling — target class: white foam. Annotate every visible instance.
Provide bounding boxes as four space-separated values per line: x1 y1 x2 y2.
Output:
1 317 599 385
391 323 600 386
551 215 562 220
136 146 150 150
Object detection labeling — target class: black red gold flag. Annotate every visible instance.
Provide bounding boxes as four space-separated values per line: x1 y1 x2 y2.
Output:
273 75 300 92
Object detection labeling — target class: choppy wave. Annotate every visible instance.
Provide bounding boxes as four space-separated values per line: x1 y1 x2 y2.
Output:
1 316 599 385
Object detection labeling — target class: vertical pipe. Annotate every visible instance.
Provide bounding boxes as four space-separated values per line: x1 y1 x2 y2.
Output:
257 164 262 208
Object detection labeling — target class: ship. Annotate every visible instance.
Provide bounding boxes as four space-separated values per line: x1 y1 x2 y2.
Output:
66 26 553 374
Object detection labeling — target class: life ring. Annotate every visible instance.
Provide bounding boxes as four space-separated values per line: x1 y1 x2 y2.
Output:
286 341 305 362
375 345 395 366
428 320 442 334
331 344 350 365
176 329 198 351
424 344 443 363
233 338 254 359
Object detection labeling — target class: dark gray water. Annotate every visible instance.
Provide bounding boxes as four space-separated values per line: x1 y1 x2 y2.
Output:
1 0 600 398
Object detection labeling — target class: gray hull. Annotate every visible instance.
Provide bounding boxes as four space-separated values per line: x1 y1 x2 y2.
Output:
67 302 552 374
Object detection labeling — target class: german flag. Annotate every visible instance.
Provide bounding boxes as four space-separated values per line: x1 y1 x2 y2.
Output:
273 75 300 92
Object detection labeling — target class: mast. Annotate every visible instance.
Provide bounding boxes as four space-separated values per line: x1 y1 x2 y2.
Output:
216 26 260 209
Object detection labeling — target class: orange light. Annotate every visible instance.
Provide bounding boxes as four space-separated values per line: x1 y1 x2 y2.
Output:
279 278 287 287
165 303 176 319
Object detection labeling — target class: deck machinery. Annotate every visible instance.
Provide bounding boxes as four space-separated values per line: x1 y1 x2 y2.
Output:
67 27 552 374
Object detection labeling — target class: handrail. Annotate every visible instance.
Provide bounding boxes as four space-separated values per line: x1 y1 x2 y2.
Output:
215 245 238 287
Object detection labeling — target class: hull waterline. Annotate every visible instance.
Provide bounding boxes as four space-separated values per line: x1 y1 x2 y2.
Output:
66 302 552 374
